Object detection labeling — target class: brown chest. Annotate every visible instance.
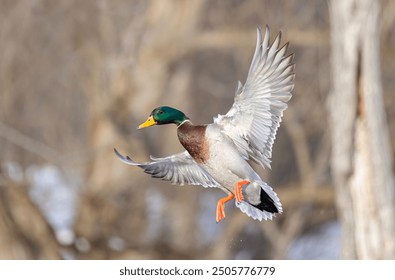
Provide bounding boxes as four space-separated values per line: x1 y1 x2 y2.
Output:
177 122 209 164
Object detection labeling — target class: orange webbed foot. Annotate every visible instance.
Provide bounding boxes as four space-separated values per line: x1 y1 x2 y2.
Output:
216 193 235 223
216 202 225 223
234 179 250 203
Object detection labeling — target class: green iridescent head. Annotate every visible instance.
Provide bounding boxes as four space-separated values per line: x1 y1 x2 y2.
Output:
138 106 189 129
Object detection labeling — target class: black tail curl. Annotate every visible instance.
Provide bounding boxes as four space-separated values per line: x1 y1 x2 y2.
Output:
251 189 279 213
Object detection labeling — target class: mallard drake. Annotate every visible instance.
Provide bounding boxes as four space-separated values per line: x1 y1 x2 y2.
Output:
115 26 294 223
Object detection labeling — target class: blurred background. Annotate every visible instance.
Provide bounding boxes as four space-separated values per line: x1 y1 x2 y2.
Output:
0 0 394 260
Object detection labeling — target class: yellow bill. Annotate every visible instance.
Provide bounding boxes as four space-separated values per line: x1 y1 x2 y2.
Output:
138 116 157 129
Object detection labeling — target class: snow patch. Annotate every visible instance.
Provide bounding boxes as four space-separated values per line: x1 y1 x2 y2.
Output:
26 165 78 246
287 220 341 259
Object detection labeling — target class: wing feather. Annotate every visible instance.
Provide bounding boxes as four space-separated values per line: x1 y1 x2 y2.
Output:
114 148 218 188
214 25 294 168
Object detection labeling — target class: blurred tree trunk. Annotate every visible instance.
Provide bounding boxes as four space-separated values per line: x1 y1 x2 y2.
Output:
329 0 395 259
0 180 60 259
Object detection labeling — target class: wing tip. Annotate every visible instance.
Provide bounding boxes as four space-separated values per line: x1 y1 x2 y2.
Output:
272 30 282 47
114 147 122 158
256 25 262 35
264 24 270 37
114 147 138 165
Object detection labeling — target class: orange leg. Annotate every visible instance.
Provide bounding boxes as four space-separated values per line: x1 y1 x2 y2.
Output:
234 179 250 203
216 193 235 223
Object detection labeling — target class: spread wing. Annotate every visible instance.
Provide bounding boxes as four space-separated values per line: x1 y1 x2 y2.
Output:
214 26 294 168
114 148 219 188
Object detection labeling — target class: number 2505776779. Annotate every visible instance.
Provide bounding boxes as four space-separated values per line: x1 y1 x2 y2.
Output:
211 266 275 276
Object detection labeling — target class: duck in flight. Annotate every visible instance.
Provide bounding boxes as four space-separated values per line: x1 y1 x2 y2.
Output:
114 26 294 223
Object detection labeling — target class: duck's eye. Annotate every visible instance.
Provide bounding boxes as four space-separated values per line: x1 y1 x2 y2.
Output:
158 110 164 114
